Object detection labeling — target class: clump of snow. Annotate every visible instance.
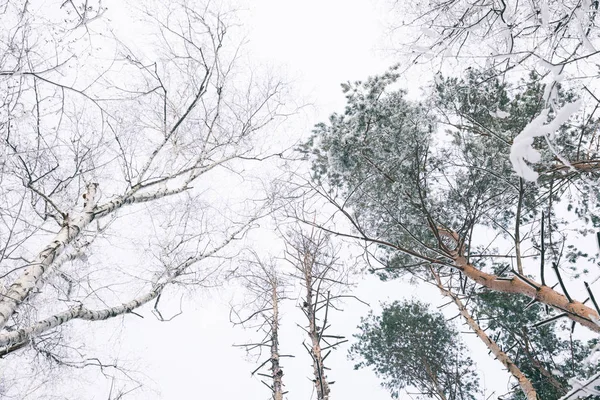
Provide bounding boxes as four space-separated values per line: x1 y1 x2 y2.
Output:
578 21 597 53
510 100 582 181
489 109 510 119
557 316 600 399
421 27 438 38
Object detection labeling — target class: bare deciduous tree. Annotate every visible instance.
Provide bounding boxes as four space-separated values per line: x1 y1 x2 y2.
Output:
0 0 287 397
231 252 291 400
283 225 363 400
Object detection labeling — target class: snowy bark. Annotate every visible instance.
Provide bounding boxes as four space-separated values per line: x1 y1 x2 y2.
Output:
0 282 165 349
434 274 538 400
0 209 244 350
0 183 99 330
303 253 330 400
270 282 283 400
0 168 217 331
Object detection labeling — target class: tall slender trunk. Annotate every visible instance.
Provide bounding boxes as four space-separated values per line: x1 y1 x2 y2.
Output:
432 271 538 400
303 252 330 400
271 281 283 400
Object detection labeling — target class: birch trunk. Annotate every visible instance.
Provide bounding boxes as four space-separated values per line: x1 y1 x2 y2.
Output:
0 218 239 350
0 174 210 331
0 183 98 330
271 281 283 400
0 282 165 349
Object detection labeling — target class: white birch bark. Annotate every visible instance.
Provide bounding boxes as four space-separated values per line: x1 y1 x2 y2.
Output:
270 280 284 400
0 183 99 330
0 225 241 350
0 282 165 348
0 159 234 330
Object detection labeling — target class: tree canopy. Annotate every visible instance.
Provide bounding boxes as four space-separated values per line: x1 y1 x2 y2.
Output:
303 66 600 397
350 299 479 400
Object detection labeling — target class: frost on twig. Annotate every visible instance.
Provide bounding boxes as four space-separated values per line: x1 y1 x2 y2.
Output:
510 100 582 181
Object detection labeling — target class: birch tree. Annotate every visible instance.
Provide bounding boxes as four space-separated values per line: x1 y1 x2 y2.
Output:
0 0 286 396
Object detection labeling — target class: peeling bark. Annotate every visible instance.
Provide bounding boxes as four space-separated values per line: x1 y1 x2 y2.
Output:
437 228 600 333
456 258 600 332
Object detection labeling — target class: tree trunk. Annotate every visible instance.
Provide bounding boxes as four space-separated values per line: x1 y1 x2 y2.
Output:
433 272 538 400
421 357 448 400
271 281 284 400
437 227 600 332
0 183 98 330
456 257 599 332
303 252 330 400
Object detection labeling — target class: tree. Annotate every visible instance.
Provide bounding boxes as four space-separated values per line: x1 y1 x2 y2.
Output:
0 0 286 397
429 267 538 400
301 67 600 395
231 253 290 400
392 0 600 74
387 0 600 181
350 299 480 400
471 276 600 399
283 225 357 400
302 67 600 330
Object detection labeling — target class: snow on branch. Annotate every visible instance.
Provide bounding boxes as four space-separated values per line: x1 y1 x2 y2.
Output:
510 100 582 181
560 372 600 399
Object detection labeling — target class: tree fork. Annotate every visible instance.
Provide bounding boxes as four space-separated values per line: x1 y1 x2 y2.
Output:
456 257 600 332
436 228 600 332
0 183 98 330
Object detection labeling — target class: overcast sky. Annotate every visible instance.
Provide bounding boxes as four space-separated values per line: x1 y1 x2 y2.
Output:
54 1 524 399
4 1 599 399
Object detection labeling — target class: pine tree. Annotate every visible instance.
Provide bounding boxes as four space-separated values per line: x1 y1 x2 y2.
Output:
350 299 480 400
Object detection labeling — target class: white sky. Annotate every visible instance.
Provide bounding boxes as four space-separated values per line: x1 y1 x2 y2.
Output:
91 1 517 400
4 0 572 399
2 0 598 398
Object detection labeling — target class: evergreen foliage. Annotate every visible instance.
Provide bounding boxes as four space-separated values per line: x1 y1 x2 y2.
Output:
350 300 480 400
304 68 600 398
